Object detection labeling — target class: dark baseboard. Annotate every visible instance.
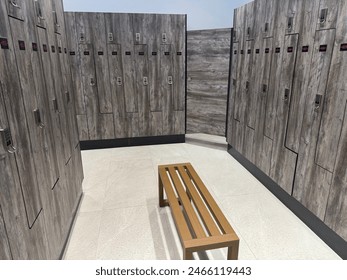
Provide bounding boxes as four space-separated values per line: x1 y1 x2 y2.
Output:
59 191 83 260
80 134 185 150
227 145 347 260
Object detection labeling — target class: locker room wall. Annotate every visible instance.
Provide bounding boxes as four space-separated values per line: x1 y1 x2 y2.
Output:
227 0 347 242
0 0 83 259
186 28 231 136
64 12 186 143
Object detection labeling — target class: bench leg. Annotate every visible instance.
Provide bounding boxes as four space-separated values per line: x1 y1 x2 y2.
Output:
159 174 166 207
184 249 193 260
227 241 239 260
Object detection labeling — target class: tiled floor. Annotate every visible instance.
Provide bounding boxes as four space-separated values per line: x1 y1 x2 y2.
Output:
63 134 341 260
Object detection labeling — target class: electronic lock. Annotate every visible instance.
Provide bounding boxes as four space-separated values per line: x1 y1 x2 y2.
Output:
33 108 45 128
116 77 122 86
108 33 113 42
162 33 167 43
143 76 148 86
0 127 16 154
167 76 173 85
314 94 322 111
90 78 96 86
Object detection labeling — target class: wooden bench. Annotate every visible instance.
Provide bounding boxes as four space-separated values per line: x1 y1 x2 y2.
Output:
158 162 239 260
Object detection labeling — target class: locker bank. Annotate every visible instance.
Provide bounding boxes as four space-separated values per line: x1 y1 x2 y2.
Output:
0 0 346 260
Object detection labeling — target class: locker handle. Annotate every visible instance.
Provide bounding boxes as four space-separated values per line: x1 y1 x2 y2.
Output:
0 127 16 154
287 17 293 31
9 1 21 9
167 76 173 85
116 77 122 86
314 94 322 111
33 108 45 128
52 98 60 113
320 8 328 24
143 76 148 86
283 89 290 104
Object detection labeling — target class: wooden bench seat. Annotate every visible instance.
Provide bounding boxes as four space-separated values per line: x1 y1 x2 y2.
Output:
158 162 239 260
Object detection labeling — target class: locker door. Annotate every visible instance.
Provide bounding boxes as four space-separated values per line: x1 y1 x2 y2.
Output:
293 29 336 219
107 44 127 138
122 46 138 114
285 0 304 35
262 0 278 38
172 14 185 112
160 44 174 135
285 0 321 153
0 205 12 259
33 0 46 28
135 45 150 137
91 12 113 114
253 37 274 175
269 34 299 194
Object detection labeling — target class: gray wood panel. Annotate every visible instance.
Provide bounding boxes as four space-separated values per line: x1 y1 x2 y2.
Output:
285 0 321 152
187 28 230 136
292 29 336 219
263 0 278 38
0 205 12 259
150 112 163 136
285 0 304 35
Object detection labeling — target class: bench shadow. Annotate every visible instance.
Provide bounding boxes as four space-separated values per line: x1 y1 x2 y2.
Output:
146 198 181 260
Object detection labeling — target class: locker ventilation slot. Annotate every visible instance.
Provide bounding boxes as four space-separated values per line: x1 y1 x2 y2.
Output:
18 40 25 50
177 52 182 55
70 51 76 55
32 43 38 51
112 51 117 55
165 52 170 55
302 46 309 52
265 48 269 53
84 51 90 55
287 47 293 53
319 45 327 52
58 47 62 53
98 51 104 55
139 52 144 55
256 49 260 54
125 51 131 55
340 44 347 51
152 52 157 56
234 50 237 55
275 47 280 53
0 38 9 49
51 46 55 53
247 49 251 54
43 44 48 52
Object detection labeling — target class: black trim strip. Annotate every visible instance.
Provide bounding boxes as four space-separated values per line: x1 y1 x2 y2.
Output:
80 135 185 150
227 145 347 260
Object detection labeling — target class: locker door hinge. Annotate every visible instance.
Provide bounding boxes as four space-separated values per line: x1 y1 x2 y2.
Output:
0 127 16 154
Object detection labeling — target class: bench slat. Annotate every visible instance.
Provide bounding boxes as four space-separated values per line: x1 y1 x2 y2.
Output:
185 163 238 237
177 166 221 237
159 168 193 241
167 167 207 239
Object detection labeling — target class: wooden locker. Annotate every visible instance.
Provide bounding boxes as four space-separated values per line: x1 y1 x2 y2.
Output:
107 43 127 138
33 0 46 28
269 34 299 194
135 44 150 137
292 29 336 219
253 37 274 175
122 47 138 113
172 14 186 112
285 0 321 153
148 42 161 112
245 1 255 41
91 13 113 114
160 44 174 135
75 12 93 43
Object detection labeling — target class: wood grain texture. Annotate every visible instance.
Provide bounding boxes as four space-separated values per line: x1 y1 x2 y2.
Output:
187 28 230 136
0 205 12 259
